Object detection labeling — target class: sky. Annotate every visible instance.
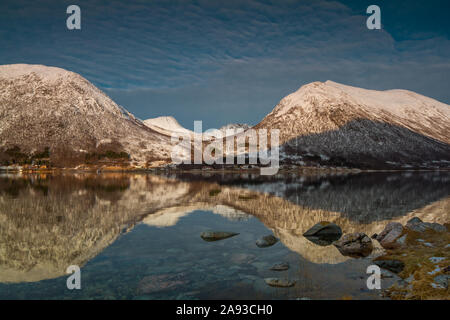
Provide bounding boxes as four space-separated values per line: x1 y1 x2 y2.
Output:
0 0 449 129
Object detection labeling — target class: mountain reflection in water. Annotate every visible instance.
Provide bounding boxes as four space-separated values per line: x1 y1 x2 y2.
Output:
0 171 448 299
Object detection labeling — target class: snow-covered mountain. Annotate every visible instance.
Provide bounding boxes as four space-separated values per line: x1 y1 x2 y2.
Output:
1 64 448 169
255 81 450 169
0 64 182 167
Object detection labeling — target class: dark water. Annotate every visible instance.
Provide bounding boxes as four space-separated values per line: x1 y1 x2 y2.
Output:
0 171 448 299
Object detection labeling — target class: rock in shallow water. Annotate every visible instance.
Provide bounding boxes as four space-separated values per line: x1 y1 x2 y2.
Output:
256 235 278 248
200 231 239 242
270 262 290 271
264 278 296 288
333 233 373 258
303 222 342 237
303 222 343 246
374 259 405 274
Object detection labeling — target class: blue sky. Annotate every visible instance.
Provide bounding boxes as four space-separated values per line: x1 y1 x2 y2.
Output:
1 0 449 129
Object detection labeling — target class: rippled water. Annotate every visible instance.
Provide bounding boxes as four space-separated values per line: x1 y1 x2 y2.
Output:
0 171 448 299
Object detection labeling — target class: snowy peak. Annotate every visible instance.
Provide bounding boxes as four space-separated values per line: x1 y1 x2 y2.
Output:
271 80 449 121
0 64 76 81
143 116 193 135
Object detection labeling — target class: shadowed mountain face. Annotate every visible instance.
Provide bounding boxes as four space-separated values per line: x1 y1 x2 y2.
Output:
0 172 448 282
280 119 450 169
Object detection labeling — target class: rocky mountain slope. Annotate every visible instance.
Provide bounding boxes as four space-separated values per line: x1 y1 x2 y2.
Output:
254 81 450 169
0 64 182 167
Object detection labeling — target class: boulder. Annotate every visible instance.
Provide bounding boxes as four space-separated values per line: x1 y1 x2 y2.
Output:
256 235 278 248
303 221 342 237
405 217 447 233
333 233 373 258
374 259 405 274
200 231 239 242
395 234 408 246
376 222 404 249
264 278 296 288
303 222 342 246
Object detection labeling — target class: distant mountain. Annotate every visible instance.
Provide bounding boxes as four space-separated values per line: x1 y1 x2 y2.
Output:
0 64 179 167
219 123 251 133
144 116 251 139
254 81 450 169
143 116 194 136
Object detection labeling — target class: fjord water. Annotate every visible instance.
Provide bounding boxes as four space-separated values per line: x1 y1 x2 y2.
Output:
0 171 448 300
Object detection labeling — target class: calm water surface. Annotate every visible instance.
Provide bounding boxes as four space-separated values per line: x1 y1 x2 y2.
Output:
0 171 448 299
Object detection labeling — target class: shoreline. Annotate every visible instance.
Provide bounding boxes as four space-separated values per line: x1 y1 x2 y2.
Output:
1 166 450 175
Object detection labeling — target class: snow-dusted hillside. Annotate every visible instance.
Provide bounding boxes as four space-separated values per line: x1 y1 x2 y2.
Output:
255 81 450 169
0 64 182 166
1 64 448 169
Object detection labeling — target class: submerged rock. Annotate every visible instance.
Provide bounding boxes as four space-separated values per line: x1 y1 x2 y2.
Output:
138 273 188 294
200 231 239 242
230 253 256 264
374 259 405 274
256 235 278 248
270 262 290 271
264 278 295 288
333 233 373 258
303 222 342 246
376 222 404 249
